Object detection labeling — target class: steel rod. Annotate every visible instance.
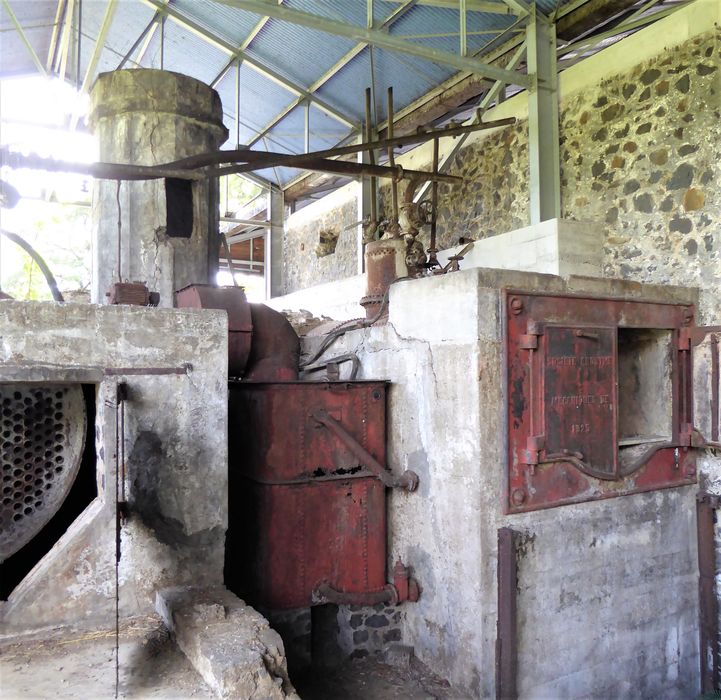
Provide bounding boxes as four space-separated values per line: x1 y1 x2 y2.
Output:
365 87 378 225
387 87 399 225
429 137 439 258
131 117 516 173
496 527 518 700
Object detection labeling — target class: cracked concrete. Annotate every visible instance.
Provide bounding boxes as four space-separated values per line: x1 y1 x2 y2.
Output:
294 268 703 697
89 70 228 306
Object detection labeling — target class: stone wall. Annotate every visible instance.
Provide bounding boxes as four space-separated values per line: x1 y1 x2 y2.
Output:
336 603 403 660
282 7 720 327
402 27 720 323
283 185 359 295
559 28 720 323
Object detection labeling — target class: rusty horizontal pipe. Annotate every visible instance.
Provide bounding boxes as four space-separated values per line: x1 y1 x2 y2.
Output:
312 581 398 606
2 148 460 186
0 149 203 181
212 156 461 184
311 408 419 491
3 117 517 184
162 116 517 172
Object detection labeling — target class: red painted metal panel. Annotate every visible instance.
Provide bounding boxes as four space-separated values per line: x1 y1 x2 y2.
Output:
505 291 696 513
175 284 252 376
543 325 618 478
227 381 389 609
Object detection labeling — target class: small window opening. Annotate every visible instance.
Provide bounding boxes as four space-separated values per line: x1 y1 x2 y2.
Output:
165 178 194 238
617 328 673 449
315 228 339 257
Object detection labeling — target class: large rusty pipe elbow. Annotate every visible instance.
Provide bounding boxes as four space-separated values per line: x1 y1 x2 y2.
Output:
244 303 300 381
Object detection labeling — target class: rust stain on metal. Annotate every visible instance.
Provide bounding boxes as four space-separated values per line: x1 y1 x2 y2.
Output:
504 290 698 512
227 381 391 610
107 281 153 306
697 492 720 693
175 284 252 376
496 527 518 700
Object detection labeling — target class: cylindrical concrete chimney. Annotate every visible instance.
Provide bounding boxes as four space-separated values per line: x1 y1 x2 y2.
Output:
88 69 228 306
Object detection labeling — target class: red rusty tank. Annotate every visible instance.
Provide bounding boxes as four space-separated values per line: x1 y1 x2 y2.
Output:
226 380 389 610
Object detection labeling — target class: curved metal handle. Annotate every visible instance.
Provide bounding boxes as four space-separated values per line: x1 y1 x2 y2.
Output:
311 409 419 492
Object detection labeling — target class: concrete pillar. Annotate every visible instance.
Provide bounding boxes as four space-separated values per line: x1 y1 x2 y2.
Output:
89 69 228 306
267 185 284 299
527 10 561 224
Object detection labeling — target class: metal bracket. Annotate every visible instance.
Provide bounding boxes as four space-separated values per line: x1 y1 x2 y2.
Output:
311 408 419 491
518 334 538 350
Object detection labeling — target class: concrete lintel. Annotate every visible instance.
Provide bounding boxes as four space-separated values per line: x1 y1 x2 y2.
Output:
526 9 561 224
0 364 104 383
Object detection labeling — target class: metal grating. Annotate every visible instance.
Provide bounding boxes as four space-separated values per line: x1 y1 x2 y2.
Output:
0 384 86 561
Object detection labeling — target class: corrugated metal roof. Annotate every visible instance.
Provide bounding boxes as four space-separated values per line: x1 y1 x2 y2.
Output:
0 0 639 190
315 45 454 124
0 1 57 77
246 17 357 88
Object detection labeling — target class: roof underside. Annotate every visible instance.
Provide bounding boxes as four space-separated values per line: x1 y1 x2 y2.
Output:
1 0 686 197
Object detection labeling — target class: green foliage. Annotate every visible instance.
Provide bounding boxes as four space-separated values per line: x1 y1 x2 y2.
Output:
1 200 91 301
219 174 263 216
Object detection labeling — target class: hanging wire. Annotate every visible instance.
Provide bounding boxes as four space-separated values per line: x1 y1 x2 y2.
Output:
116 181 122 284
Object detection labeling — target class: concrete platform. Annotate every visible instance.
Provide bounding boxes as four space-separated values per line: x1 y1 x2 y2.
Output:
0 616 211 699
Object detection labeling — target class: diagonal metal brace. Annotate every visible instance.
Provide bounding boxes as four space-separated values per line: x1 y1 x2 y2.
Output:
311 408 419 491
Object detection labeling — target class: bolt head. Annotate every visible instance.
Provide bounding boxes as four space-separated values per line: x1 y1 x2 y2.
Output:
509 297 523 315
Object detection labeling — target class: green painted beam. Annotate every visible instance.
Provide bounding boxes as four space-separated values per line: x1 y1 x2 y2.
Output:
218 0 531 86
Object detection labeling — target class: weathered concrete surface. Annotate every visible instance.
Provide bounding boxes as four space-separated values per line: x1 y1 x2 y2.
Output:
302 269 702 698
0 615 212 698
89 70 228 306
156 587 299 699
0 301 228 633
265 273 366 321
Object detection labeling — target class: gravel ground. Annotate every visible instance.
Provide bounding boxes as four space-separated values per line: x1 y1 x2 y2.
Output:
294 655 473 700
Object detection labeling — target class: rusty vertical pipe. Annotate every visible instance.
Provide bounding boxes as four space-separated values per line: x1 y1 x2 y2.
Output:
365 88 378 227
697 492 720 693
712 334 719 442
387 87 399 230
496 527 518 700
428 137 440 267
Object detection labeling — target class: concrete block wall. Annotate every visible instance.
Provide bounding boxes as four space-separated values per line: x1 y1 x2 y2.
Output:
303 269 703 697
0 302 228 633
437 218 604 278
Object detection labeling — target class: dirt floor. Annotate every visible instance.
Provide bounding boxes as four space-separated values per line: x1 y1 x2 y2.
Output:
1 618 471 699
294 656 473 700
0 616 211 700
